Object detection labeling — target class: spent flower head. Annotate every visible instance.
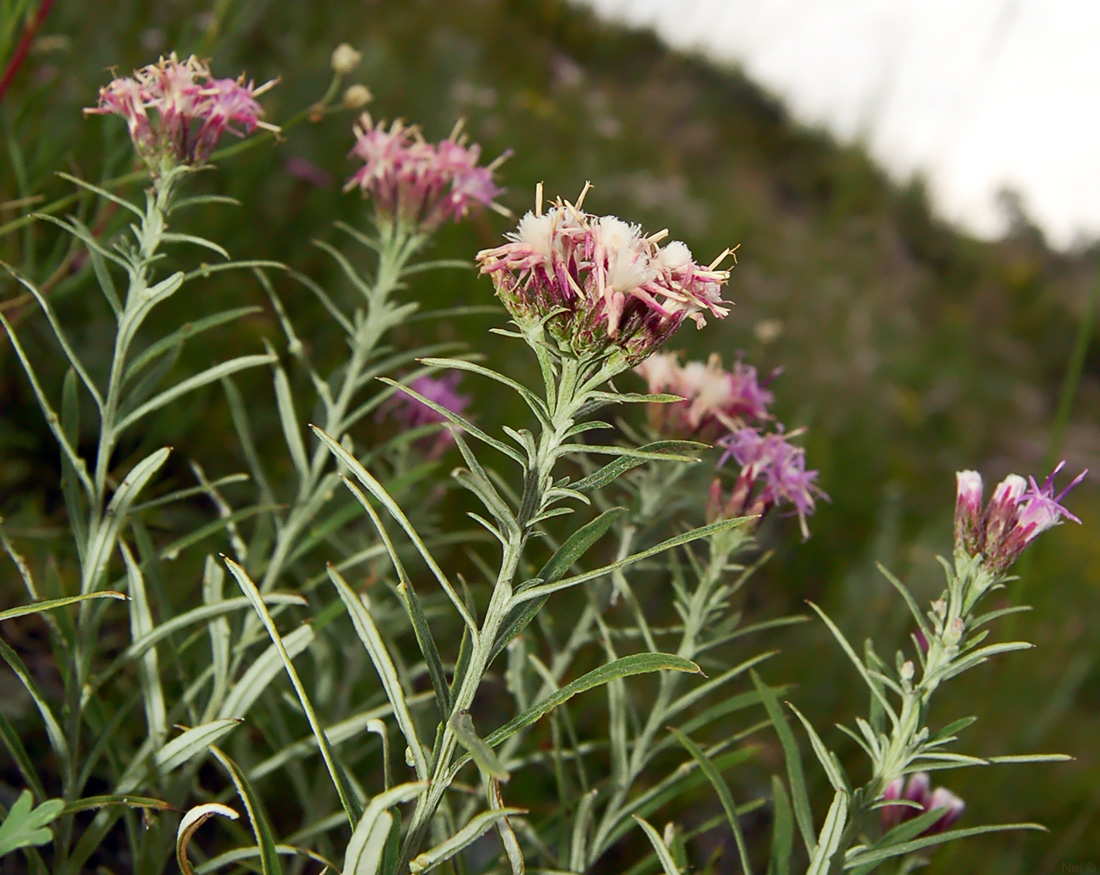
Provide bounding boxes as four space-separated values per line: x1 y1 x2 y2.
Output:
954 462 1085 574
477 183 734 365
635 351 775 441
710 425 826 538
881 773 965 837
85 53 278 176
346 114 509 233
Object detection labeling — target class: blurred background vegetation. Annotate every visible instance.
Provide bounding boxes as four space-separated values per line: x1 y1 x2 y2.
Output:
2 0 1098 871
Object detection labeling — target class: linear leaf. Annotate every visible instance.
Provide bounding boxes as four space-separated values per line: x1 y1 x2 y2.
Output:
752 671 814 856
481 654 700 752
313 426 476 632
327 565 429 780
632 816 682 875
788 703 849 793
116 354 275 432
155 720 241 774
123 306 261 385
119 541 166 745
669 729 752 875
410 809 525 874
843 822 1046 869
225 557 361 824
806 791 847 875
344 783 427 875
513 516 752 602
490 507 628 663
209 747 284 875
176 803 238 875
0 591 126 623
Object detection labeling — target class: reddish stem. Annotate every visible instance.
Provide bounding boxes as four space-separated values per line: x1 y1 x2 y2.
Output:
0 0 58 105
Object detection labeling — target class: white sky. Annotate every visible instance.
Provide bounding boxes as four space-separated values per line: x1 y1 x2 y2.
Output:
574 0 1100 249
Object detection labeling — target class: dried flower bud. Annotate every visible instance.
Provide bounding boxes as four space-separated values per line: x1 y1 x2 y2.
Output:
331 43 363 75
343 84 372 110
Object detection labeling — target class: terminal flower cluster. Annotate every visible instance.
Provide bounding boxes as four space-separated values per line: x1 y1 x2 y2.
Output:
346 114 509 232
86 53 278 175
635 351 775 441
954 462 1085 574
476 185 733 364
711 425 825 538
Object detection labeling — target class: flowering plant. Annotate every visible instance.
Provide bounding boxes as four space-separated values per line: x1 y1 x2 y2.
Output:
0 33 1089 875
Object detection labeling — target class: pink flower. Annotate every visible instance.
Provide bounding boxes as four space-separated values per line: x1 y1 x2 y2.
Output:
346 115 509 232
477 184 733 364
881 773 965 837
85 53 278 175
710 426 826 538
379 373 471 457
635 351 775 440
953 462 1085 573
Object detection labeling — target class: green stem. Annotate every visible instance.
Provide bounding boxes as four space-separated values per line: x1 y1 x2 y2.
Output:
257 225 421 593
398 353 600 869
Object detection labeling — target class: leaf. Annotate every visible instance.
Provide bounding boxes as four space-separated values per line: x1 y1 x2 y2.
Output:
806 791 848 875
513 516 752 602
83 446 171 594
480 654 700 752
787 703 849 793
343 783 427 875
452 710 510 781
490 778 526 875
0 638 67 769
490 507 628 663
807 603 897 727
0 790 64 857
209 747 284 875
0 591 126 623
313 426 476 632
154 720 242 774
377 376 525 464
327 565 429 780
419 356 551 427
842 822 1047 869
409 809 526 874
752 672 814 856
123 306 261 386
176 803 239 875
767 776 793 875
272 360 310 484
397 582 451 718
669 729 753 875
224 557 361 824
119 541 166 745
115 354 276 432
632 816 682 875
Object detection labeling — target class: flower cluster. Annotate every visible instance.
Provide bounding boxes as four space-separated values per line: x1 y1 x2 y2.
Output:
954 462 1085 574
880 773 965 838
709 426 825 538
380 373 471 457
85 53 278 175
476 185 733 364
346 114 508 232
635 351 775 441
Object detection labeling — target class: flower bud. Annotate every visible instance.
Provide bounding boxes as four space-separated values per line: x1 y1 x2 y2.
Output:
331 43 362 75
343 84 372 110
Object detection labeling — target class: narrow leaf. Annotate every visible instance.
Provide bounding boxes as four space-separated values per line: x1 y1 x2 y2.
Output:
410 809 525 874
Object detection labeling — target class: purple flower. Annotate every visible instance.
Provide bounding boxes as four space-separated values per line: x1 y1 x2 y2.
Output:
380 373 471 457
710 426 826 538
477 185 733 364
953 462 1086 573
635 351 775 440
346 114 509 232
85 53 278 175
881 773 965 837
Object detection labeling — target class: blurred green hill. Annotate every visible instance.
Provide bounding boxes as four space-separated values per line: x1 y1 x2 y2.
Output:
2 0 1098 871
